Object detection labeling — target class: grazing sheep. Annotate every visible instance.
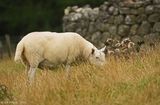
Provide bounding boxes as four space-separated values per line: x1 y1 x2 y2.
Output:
14 32 106 83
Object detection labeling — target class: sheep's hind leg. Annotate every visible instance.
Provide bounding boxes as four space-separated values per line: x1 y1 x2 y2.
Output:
25 65 30 75
28 66 37 85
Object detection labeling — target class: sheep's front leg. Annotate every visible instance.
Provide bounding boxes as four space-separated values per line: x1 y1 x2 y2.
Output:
28 67 37 84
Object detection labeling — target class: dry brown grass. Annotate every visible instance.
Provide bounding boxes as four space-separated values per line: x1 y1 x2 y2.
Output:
0 47 160 105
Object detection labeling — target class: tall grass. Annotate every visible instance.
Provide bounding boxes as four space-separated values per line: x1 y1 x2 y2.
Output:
0 47 160 105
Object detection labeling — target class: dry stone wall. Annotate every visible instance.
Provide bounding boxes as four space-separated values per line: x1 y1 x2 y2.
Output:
63 0 160 47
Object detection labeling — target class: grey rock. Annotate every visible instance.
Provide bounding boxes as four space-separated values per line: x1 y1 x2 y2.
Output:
125 15 136 25
130 24 139 35
119 2 125 7
81 29 88 36
145 5 154 14
138 21 151 35
120 1 144 8
77 20 87 28
113 8 119 15
72 6 79 12
118 25 130 37
108 6 115 14
109 25 117 35
103 1 110 6
130 9 139 15
114 15 124 25
153 22 160 32
88 22 97 34
69 13 82 21
75 28 87 37
64 22 77 32
97 23 110 32
137 7 145 14
143 0 152 5
119 8 130 14
99 11 110 22
91 32 101 43
136 14 147 23
81 7 92 19
101 32 111 42
64 6 72 15
75 28 82 35
144 33 160 45
62 16 69 23
131 1 144 8
108 16 115 24
154 5 160 13
148 13 160 23
131 35 144 43
99 4 108 11
153 0 160 4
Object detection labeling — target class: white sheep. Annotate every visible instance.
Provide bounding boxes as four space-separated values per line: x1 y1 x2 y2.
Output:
14 32 106 83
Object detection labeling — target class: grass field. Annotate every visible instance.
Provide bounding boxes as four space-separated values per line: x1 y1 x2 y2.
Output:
0 47 160 105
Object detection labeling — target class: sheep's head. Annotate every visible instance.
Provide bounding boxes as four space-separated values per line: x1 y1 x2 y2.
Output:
88 48 106 66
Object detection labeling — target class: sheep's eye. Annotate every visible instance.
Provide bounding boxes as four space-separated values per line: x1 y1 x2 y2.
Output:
96 57 99 59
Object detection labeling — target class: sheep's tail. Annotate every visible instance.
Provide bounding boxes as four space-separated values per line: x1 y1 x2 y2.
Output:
14 41 24 63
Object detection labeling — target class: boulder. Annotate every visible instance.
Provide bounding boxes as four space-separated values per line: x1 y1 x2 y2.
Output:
138 21 151 35
145 5 154 14
148 13 160 23
114 15 124 25
153 22 160 32
136 14 147 23
118 25 130 37
125 15 136 25
109 25 117 35
130 24 138 35
119 7 130 14
153 0 160 4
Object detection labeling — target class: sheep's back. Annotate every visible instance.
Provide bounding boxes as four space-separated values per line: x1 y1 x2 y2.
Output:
21 32 88 64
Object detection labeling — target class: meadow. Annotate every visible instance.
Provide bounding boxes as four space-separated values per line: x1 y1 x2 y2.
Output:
0 47 160 105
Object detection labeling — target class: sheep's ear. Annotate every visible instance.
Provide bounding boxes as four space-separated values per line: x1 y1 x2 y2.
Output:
103 48 108 54
100 47 108 54
104 42 110 46
91 48 95 55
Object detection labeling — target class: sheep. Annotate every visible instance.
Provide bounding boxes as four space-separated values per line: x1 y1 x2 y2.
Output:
14 32 106 83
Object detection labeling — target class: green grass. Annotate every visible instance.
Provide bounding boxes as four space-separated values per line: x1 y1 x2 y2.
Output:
0 47 160 105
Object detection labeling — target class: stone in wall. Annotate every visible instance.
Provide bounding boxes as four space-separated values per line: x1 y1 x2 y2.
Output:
153 22 160 32
125 15 136 25
136 14 147 23
118 25 130 37
114 15 124 25
144 33 160 46
145 5 154 14
130 24 138 35
148 13 160 23
138 21 151 35
109 25 117 36
154 5 160 13
153 0 160 4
